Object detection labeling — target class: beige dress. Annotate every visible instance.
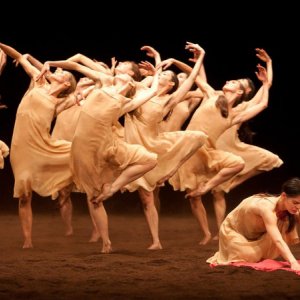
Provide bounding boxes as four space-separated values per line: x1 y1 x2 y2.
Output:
215 124 283 192
169 97 244 191
207 195 299 264
124 98 208 192
70 87 156 201
52 104 82 142
10 84 73 198
0 140 9 169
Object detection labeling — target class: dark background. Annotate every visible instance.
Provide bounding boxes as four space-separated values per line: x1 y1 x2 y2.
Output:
0 4 299 215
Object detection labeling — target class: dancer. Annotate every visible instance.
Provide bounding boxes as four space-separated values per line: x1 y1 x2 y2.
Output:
211 48 283 238
13 53 92 238
37 58 161 252
207 177 300 272
51 77 97 238
164 48 270 244
0 42 77 248
124 42 208 249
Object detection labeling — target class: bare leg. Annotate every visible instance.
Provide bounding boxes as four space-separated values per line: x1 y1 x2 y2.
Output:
153 186 161 213
157 132 207 186
211 190 226 240
186 163 244 198
92 158 157 205
138 188 162 250
229 170 263 190
87 204 101 242
87 200 112 253
58 184 73 236
189 194 212 245
19 194 33 249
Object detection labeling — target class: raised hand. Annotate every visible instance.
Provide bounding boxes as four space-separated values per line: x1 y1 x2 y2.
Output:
156 58 174 71
141 45 159 58
185 42 205 63
138 60 155 76
255 64 267 82
255 48 271 63
36 62 50 81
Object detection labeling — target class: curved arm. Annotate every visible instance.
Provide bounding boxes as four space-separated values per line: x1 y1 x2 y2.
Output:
0 43 40 78
120 70 160 115
39 60 113 86
256 48 272 87
141 45 162 67
23 54 43 70
258 205 300 269
164 43 205 111
67 53 112 74
161 57 213 98
0 49 7 75
246 49 273 107
232 66 269 124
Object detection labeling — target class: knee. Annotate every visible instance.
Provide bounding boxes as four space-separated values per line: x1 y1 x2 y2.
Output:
235 161 245 173
139 190 154 208
19 194 31 207
146 153 158 170
189 196 201 208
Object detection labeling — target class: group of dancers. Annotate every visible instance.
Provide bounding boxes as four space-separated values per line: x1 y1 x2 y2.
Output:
0 41 299 272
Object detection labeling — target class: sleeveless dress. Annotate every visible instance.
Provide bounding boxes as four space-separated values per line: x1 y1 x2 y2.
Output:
214 124 283 192
10 84 73 198
70 87 157 201
124 98 208 192
207 195 299 264
169 97 244 191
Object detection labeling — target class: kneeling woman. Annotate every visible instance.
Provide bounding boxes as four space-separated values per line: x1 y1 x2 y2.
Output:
207 177 300 272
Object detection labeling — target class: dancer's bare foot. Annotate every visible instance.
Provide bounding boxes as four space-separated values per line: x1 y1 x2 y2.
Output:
23 239 33 249
101 241 112 254
148 242 163 250
65 227 73 236
89 230 101 243
212 234 219 241
199 234 212 245
185 183 208 199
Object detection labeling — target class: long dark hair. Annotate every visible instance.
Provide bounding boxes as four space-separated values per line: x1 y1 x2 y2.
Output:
281 177 300 232
236 78 256 143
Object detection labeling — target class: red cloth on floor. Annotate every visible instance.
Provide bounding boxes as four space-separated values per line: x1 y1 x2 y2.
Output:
210 259 300 275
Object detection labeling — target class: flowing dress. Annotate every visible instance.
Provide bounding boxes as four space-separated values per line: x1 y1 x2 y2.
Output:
214 124 283 192
70 87 156 201
207 195 299 264
10 84 73 198
169 97 244 191
124 98 208 192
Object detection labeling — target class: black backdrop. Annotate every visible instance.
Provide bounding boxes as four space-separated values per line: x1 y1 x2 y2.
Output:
0 4 299 214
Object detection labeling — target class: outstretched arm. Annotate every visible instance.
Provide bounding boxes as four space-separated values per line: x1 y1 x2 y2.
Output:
38 60 113 86
256 48 272 87
22 53 43 70
157 55 213 98
232 65 269 124
257 202 300 271
161 42 206 111
141 45 162 67
67 53 112 74
0 43 40 79
120 68 162 114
